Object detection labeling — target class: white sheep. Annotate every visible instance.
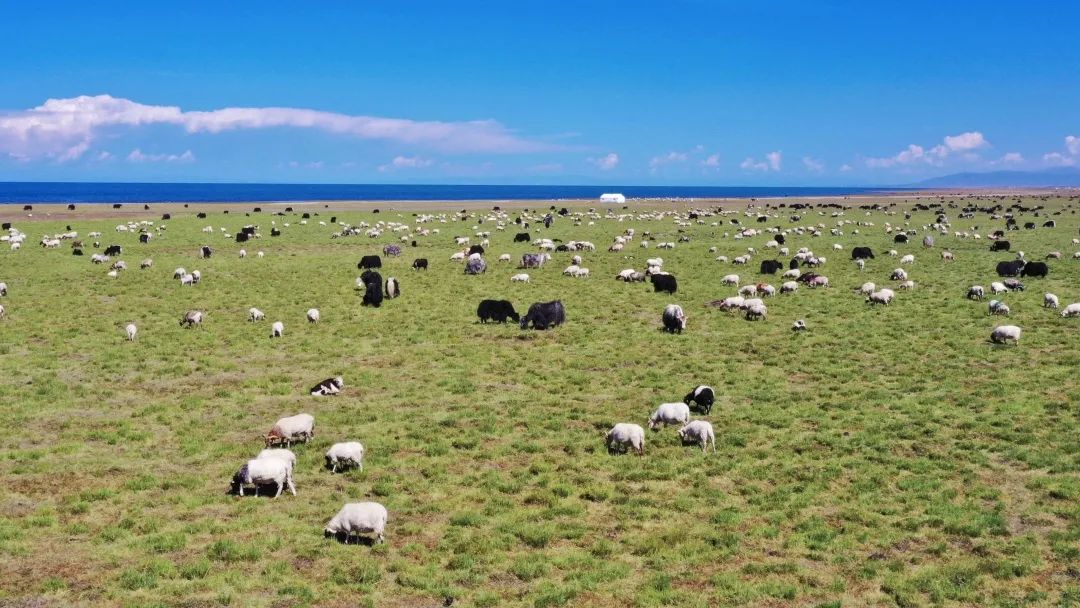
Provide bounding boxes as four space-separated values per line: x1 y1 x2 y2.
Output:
325 442 365 473
140 259 153 269
809 276 829 289
191 270 201 284
900 254 915 265
717 296 744 311
498 253 512 262
249 307 265 322
125 323 137 341
721 274 739 286
738 284 757 297
173 267 186 279
257 251 265 258
866 289 894 305
180 310 203 327
271 321 284 337
1061 303 1080 318
780 281 798 294
307 308 320 324
890 268 908 281
990 282 1008 295
990 325 1021 345
0 282 7 296
107 270 118 278
854 259 865 271
648 402 690 429
231 458 296 498
179 273 194 286
988 300 1010 316
324 502 387 544
677 420 716 453
239 249 247 258
941 251 954 261
257 448 297 472
265 413 315 447
898 280 916 290
758 284 776 297
605 423 645 455
1044 293 1060 309
745 303 768 320
859 281 876 296
0 303 5 319
791 319 807 332
511 273 530 283
782 269 800 279
967 286 985 300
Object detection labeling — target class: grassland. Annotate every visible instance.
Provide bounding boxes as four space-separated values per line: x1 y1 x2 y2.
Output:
0 196 1078 608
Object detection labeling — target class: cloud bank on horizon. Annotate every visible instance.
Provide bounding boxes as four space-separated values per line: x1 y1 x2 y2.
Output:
0 94 1077 181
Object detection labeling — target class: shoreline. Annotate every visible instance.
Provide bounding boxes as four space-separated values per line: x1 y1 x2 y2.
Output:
1 188 1076 223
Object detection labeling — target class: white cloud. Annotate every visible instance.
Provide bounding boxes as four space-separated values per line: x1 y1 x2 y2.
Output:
649 151 689 170
943 131 988 152
1066 135 1079 156
840 164 853 172
288 160 324 169
741 151 782 172
866 132 990 169
127 148 195 163
378 155 434 172
93 150 113 162
700 153 721 168
587 152 619 170
0 94 552 162
802 156 823 173
1000 152 1024 164
1043 152 1076 167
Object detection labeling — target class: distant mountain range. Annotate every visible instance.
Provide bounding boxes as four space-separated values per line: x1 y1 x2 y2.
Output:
914 167 1080 188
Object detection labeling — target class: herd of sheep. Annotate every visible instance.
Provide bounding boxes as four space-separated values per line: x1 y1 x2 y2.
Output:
2 194 1079 549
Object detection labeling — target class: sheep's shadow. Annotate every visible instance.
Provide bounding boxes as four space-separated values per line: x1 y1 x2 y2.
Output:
226 482 291 499
326 531 378 546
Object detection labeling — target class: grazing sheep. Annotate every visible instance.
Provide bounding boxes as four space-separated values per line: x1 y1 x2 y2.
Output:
510 273 530 283
324 502 388 544
758 283 776 297
140 258 152 269
854 258 865 271
888 249 898 257
271 321 284 338
721 274 739 286
1044 293 1060 309
990 282 1008 295
1061 303 1080 318
898 280 916 290
648 402 690 429
307 308 320 324
107 270 118 278
988 300 1010 316
738 284 757 297
180 310 203 327
791 319 807 332
498 253 512 262
310 376 344 396
866 290 894 305
239 249 247 258
941 251 954 261
0 282 7 296
125 323 137 341
325 442 365 473
173 267 186 279
231 458 296 498
990 325 1021 345
683 385 715 414
717 296 745 311
745 302 768 320
190 270 201 284
808 276 829 289
900 254 915 265
782 268 801 279
179 273 194 287
265 413 315 447
605 423 645 455
780 281 798 294
890 268 908 281
967 285 985 300
677 420 716 453
257 251 265 258
249 307 265 322
0 304 5 319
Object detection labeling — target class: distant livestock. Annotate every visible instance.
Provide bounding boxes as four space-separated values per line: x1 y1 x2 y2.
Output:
662 304 687 333
125 323 137 341
520 300 565 330
358 255 382 269
199 246 212 259
678 420 716 452
988 300 1010 316
894 234 908 243
514 232 531 243
467 244 485 256
606 423 645 455
1020 261 1048 278
990 325 1021 345
180 310 203 327
759 260 783 274
745 303 768 320
271 321 284 337
792 319 807 332
265 413 315 447
385 277 400 298
307 308 320 323
383 244 402 257
520 253 547 269
996 261 1025 277
649 402 691 429
249 307 265 321
325 442 365 473
990 240 1011 252
324 502 387 544
477 299 519 324
651 274 677 294
510 273 530 283
231 458 296 498
310 376 344 396
866 289 895 305
683 385 715 414
967 286 985 300
104 245 122 256
1061 303 1080 318
851 247 875 260
411 258 428 270
464 257 487 275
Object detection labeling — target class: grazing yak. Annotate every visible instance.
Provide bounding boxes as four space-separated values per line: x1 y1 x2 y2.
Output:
651 274 677 294
1020 261 1048 278
893 234 908 244
467 244 485 256
996 260 1026 277
477 299 520 324
358 255 382 269
990 240 1011 252
683 385 715 414
104 245 122 256
514 232 531 243
520 300 565 330
411 258 428 270
363 282 383 307
851 247 875 260
661 304 687 333
759 260 783 275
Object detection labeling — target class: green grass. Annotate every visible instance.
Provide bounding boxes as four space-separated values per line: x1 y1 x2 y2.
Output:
0 196 1079 607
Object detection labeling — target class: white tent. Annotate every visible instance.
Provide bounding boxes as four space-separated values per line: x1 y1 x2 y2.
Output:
599 193 626 203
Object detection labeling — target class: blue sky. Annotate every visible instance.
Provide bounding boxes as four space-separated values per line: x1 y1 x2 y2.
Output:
1 1 1078 185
